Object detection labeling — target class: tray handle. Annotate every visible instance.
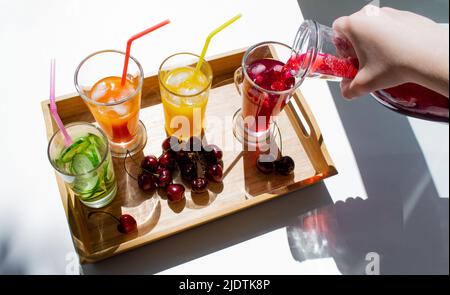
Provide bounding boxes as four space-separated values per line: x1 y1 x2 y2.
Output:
285 91 337 176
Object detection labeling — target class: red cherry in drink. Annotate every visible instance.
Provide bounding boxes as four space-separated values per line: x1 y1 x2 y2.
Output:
255 74 264 85
191 177 208 193
141 155 158 172
270 81 285 91
207 163 223 183
117 214 137 234
138 172 157 191
159 152 175 170
166 184 185 203
158 168 173 188
284 76 295 89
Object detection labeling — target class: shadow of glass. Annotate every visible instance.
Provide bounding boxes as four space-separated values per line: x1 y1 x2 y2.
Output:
290 0 449 275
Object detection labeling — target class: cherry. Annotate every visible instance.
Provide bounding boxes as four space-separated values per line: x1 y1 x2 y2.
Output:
138 172 157 191
191 177 208 193
155 165 165 175
284 76 295 89
180 162 197 182
88 212 137 234
158 168 173 188
275 156 295 175
175 150 190 167
256 154 276 174
141 155 158 172
207 163 223 183
162 136 181 152
204 144 223 164
166 184 185 203
255 74 264 85
159 152 175 170
270 81 285 91
117 214 137 234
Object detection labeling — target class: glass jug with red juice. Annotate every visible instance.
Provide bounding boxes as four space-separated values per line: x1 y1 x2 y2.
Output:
287 20 449 123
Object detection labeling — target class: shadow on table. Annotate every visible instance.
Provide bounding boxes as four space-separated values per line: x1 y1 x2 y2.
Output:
81 182 333 274
290 0 449 275
286 84 449 274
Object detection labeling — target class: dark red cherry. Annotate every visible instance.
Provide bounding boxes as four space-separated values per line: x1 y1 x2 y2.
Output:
175 150 190 166
181 162 197 182
284 76 295 89
117 214 137 234
140 155 158 172
270 81 285 91
275 156 295 175
159 152 175 170
158 169 173 188
256 154 276 174
166 184 185 203
207 163 223 183
88 211 137 234
204 144 223 164
162 136 180 152
138 172 157 191
191 177 208 193
156 165 165 175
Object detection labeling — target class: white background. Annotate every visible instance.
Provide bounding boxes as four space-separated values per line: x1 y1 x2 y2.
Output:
0 0 448 274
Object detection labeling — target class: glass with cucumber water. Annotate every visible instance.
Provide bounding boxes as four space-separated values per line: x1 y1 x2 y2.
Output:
48 122 117 208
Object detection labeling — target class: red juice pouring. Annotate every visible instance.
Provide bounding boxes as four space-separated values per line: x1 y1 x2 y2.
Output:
286 20 449 123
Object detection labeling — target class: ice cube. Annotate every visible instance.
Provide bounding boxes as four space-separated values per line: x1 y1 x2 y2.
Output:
167 71 191 87
273 65 283 72
91 82 107 100
251 63 266 76
178 86 201 96
111 105 128 116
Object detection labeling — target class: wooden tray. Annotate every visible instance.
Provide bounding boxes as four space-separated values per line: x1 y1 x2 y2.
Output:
41 47 337 263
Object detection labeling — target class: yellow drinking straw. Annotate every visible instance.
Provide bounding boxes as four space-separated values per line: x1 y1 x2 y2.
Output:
196 13 242 71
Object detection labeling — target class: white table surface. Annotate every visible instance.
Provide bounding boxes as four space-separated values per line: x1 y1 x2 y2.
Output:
0 0 448 275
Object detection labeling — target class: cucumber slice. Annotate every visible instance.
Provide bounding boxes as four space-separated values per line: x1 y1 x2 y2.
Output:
103 160 114 182
73 174 100 197
88 133 106 149
71 153 95 174
84 144 101 167
60 139 90 163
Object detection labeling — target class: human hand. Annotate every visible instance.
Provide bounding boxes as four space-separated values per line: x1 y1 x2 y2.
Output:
333 5 449 99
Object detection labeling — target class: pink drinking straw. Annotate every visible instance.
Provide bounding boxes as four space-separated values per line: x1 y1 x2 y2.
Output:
121 19 171 86
49 59 73 147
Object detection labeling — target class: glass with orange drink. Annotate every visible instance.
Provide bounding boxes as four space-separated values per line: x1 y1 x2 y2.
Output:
75 50 146 157
158 53 212 139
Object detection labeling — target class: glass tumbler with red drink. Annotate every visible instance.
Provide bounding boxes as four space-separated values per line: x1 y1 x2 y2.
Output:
233 41 305 147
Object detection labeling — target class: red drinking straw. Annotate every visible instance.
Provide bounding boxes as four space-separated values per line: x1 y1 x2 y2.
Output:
121 19 171 86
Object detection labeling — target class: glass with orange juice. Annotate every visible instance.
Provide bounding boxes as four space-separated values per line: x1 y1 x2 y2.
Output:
158 53 213 139
75 50 147 157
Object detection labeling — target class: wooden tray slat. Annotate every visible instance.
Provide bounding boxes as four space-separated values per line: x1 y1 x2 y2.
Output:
41 47 337 263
